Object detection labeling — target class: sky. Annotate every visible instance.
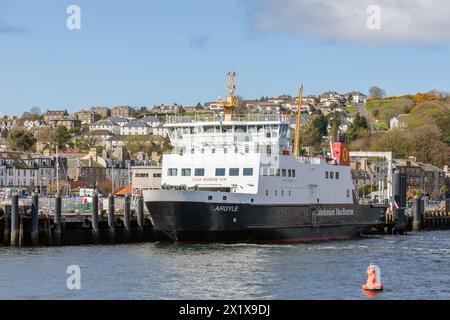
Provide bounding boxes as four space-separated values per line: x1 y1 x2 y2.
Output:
1 0 450 115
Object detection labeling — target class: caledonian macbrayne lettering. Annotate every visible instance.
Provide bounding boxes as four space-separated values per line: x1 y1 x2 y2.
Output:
316 208 354 216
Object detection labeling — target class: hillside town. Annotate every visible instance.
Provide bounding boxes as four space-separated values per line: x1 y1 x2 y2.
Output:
0 88 449 201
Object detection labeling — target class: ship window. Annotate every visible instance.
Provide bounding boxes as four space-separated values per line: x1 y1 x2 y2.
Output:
288 169 292 177
190 148 194 154
243 168 253 176
245 146 249 153
276 169 280 177
325 171 329 179
336 172 340 179
248 126 256 133
194 168 205 176
181 168 191 176
215 168 226 176
168 168 178 176
266 190 269 196
330 172 334 179
289 190 291 196
251 198 254 203
269 168 276 176
224 148 228 154
275 190 278 196
212 148 216 154
208 196 213 201
223 196 227 201
229 168 239 176
266 145 272 154
281 190 284 196
282 169 286 177
292 170 296 178
347 189 350 198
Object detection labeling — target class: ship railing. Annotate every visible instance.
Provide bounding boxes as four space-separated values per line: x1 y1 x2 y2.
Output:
165 113 292 124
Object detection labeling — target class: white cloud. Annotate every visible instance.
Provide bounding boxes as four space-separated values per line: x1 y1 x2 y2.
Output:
247 0 450 44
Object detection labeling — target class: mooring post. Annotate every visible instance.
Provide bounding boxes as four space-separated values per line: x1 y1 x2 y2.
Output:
413 196 422 231
3 205 11 246
91 191 99 244
108 193 115 243
137 194 144 241
10 194 19 247
31 192 39 246
54 193 62 246
123 194 131 242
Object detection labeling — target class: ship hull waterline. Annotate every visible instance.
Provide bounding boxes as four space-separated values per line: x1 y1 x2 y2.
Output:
146 201 386 244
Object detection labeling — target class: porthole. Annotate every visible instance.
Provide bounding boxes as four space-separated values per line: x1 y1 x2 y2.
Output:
208 195 213 201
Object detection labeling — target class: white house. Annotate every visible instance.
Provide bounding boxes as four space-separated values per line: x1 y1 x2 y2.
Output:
347 91 368 104
389 114 409 130
90 119 121 134
120 120 151 136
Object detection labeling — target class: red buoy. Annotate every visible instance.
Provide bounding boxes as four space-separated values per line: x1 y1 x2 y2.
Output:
362 264 383 291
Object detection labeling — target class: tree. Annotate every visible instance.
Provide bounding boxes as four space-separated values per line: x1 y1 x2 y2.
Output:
30 106 42 116
76 135 100 153
7 129 36 152
124 135 159 157
311 114 328 136
50 126 71 150
369 86 386 99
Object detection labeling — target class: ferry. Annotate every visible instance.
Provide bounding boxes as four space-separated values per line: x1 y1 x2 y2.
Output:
144 73 386 244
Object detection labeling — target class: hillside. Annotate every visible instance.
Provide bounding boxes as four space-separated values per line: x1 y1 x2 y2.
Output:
352 93 450 167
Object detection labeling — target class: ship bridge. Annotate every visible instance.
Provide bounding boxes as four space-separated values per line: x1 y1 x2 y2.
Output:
164 113 293 155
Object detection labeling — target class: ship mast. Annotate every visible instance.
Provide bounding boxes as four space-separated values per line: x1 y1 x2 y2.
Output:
223 71 237 121
293 85 303 157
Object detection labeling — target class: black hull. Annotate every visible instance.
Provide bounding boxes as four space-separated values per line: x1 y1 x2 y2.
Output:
146 201 386 244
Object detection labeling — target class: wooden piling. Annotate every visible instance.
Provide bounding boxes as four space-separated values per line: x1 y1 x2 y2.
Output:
91 191 99 244
123 194 131 242
108 193 115 243
54 193 62 246
3 206 10 246
10 194 19 247
137 194 144 240
19 215 24 247
31 192 39 246
413 196 421 231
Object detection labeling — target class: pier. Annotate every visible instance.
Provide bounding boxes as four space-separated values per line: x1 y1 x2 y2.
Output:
0 192 155 247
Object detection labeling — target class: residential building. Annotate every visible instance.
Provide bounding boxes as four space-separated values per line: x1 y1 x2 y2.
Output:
152 104 184 115
90 119 121 135
106 159 133 190
390 114 409 130
393 158 446 196
346 91 368 104
256 102 281 113
44 110 69 123
43 110 81 130
120 120 151 136
108 117 132 127
0 118 16 130
111 105 135 117
24 120 45 130
90 106 111 118
75 110 101 125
